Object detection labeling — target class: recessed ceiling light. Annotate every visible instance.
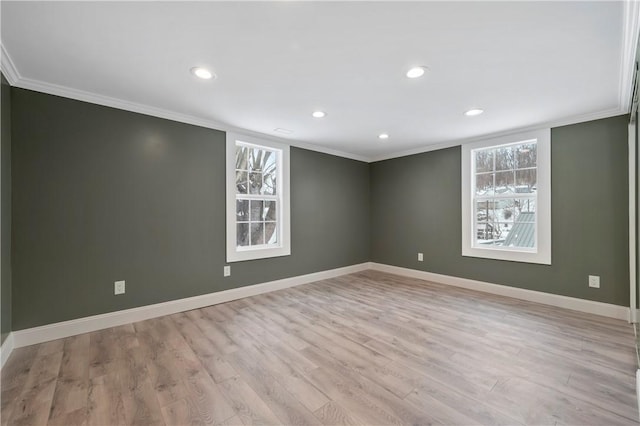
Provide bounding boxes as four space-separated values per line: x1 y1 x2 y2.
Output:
191 67 215 80
274 128 294 135
378 133 390 140
312 111 326 118
406 66 428 79
464 108 484 116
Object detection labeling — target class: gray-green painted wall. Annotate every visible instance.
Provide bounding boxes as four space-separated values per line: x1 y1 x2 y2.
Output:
1 74 11 344
11 88 370 330
371 115 630 306
7 87 631 331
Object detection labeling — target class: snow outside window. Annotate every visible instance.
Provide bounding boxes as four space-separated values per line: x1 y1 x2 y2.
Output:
226 133 290 262
461 129 551 264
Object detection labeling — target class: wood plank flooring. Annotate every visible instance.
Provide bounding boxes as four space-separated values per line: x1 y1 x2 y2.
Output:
1 271 638 425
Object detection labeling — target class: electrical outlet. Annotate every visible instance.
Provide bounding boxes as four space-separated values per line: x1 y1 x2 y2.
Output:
418 253 424 262
224 265 231 277
114 280 126 295
588 275 600 288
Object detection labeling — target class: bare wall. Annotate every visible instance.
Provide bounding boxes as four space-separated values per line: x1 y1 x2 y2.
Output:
11 88 370 330
8 86 631 333
370 115 629 306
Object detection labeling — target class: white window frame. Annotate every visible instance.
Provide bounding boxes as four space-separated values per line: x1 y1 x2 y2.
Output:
226 132 290 262
461 129 551 265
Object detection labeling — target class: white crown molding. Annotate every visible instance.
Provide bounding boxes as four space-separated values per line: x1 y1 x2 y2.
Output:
369 263 630 321
0 333 14 370
1 46 368 163
368 106 626 162
10 263 370 348
1 0 637 165
13 76 370 163
0 44 19 86
11 64 628 165
620 0 640 113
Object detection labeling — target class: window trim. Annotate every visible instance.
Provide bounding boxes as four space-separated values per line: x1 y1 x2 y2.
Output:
461 129 551 265
226 132 291 262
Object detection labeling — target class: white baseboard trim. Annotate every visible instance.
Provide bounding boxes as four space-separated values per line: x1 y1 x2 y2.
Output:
8 261 632 351
369 263 630 321
12 263 369 349
1 332 15 370
632 309 640 323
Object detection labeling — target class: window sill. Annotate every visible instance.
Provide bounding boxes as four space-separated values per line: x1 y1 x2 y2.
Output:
227 246 291 263
462 246 550 264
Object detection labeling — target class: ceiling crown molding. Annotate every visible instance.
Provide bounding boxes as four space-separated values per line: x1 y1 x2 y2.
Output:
620 0 640 112
0 47 369 163
368 106 625 163
1 1 637 164
0 44 19 85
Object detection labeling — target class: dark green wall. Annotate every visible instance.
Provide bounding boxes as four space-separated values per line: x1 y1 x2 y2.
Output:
11 88 370 330
1 74 11 344
371 115 629 306
7 86 631 332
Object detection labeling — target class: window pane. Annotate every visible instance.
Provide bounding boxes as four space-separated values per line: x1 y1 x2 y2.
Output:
495 147 514 171
516 169 536 193
493 223 510 241
251 223 264 245
515 198 536 215
249 172 262 194
250 148 276 172
496 198 516 223
475 173 493 196
475 200 522 246
263 172 277 195
237 223 250 247
476 222 490 241
503 220 535 248
264 201 276 221
263 150 276 174
475 149 494 173
236 146 249 170
516 143 537 169
503 232 535 248
476 222 501 243
497 199 537 248
249 148 263 172
236 199 249 221
495 171 515 193
476 200 495 223
250 200 263 221
477 222 510 244
236 171 248 194
265 222 277 244
500 222 513 236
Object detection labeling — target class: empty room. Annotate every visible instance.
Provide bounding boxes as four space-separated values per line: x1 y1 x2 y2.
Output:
1 1 639 425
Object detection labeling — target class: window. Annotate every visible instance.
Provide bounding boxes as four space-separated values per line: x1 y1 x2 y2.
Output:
226 133 290 262
462 129 551 264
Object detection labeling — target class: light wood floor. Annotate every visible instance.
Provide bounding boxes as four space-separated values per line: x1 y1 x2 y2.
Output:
1 271 638 425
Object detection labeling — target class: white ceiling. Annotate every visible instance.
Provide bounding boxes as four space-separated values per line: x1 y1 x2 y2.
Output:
1 1 635 161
